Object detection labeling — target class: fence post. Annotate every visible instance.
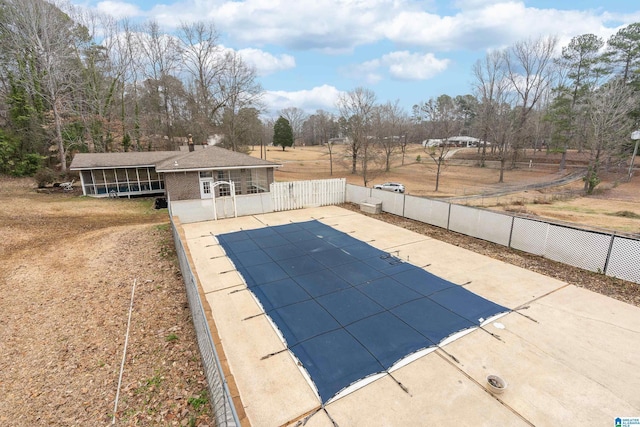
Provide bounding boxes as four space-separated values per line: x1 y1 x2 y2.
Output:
402 193 406 218
603 232 616 275
508 216 515 248
446 202 452 230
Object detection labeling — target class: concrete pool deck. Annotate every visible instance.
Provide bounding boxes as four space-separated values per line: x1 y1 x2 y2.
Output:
178 206 640 426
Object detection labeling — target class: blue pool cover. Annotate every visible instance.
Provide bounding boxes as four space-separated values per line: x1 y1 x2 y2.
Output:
217 220 508 403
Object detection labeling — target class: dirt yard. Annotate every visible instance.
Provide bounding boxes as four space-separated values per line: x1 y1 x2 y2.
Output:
0 178 212 426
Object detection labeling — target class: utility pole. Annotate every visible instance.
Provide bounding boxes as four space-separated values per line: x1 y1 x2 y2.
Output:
629 130 640 181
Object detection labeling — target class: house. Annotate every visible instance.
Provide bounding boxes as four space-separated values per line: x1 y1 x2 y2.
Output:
327 137 351 145
69 146 281 201
422 136 489 148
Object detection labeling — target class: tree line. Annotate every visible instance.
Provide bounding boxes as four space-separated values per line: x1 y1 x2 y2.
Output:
0 0 263 175
322 29 640 193
1 0 639 194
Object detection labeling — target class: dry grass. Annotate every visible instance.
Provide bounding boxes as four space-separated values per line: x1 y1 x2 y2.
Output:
251 144 640 234
0 177 212 426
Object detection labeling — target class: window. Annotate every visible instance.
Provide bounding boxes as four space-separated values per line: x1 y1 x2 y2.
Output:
229 169 243 195
202 180 211 195
248 169 268 193
213 170 243 195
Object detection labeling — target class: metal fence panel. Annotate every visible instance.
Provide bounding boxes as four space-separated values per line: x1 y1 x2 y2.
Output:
403 195 450 229
346 183 370 203
545 224 611 273
449 204 512 245
448 204 479 236
171 220 240 427
476 210 513 246
235 193 273 217
606 236 640 283
371 188 405 216
511 217 550 255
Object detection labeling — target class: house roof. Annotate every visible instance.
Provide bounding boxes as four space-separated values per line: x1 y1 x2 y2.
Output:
155 146 280 172
69 146 281 172
447 136 480 142
70 152 178 170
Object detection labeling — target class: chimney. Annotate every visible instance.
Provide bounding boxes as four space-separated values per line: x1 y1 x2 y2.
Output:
188 134 194 152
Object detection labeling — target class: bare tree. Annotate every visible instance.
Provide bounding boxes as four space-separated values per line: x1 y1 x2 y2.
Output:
504 36 558 167
180 21 225 142
74 10 135 152
310 110 339 174
279 107 307 146
0 0 89 172
414 95 461 191
136 20 183 148
336 87 377 181
375 100 406 172
472 50 509 168
217 51 263 152
260 118 274 159
582 78 637 193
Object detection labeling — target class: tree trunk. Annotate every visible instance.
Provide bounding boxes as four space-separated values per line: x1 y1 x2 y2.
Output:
53 98 66 173
329 148 333 176
362 145 368 186
352 148 357 174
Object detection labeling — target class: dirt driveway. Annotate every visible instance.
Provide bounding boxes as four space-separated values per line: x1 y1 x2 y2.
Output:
0 177 212 426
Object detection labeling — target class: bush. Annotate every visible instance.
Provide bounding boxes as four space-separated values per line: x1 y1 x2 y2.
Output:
0 129 44 176
13 153 44 176
34 168 58 188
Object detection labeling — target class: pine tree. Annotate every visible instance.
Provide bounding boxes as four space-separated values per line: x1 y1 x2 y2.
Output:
273 116 294 151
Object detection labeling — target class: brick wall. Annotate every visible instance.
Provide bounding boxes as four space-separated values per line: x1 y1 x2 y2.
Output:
164 172 200 201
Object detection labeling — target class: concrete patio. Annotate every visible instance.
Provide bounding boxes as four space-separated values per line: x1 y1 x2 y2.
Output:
177 206 640 426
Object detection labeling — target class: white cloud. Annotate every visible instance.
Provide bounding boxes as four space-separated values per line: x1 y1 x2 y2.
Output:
80 1 638 55
382 2 622 51
345 51 450 83
237 48 296 76
383 51 450 80
262 85 343 116
343 59 384 85
95 1 142 19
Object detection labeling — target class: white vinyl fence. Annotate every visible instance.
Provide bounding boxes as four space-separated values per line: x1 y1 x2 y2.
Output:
170 178 346 223
347 184 640 284
271 178 346 211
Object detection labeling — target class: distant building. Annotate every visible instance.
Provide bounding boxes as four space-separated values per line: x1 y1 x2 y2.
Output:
422 136 489 148
327 137 351 145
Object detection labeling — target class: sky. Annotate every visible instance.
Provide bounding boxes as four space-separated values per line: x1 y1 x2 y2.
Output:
73 0 640 117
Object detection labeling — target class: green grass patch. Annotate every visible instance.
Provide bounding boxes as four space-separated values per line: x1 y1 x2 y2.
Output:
188 390 209 412
155 223 170 232
135 371 164 395
165 333 179 342
608 210 640 219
